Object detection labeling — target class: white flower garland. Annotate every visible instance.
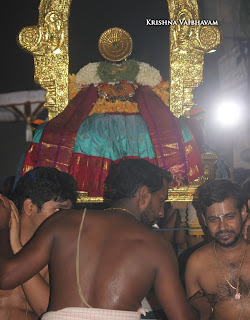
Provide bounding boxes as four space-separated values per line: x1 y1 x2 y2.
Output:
75 62 101 86
75 61 162 87
137 62 162 87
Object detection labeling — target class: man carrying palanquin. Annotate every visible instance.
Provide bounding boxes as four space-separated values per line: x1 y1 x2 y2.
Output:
0 167 77 320
0 159 212 320
185 179 250 320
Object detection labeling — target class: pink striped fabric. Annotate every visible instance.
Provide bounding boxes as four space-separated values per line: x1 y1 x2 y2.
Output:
41 307 141 320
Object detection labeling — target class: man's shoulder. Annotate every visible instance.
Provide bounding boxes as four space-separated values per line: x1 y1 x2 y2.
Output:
187 241 214 266
38 209 80 232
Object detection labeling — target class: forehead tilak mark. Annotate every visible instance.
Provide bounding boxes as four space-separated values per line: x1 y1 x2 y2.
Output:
214 202 227 219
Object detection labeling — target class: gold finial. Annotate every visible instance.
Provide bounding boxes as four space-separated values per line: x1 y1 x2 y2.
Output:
98 27 133 62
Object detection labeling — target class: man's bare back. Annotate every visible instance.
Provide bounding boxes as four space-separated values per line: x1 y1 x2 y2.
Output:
1 208 199 319
185 240 250 320
35 209 183 312
1 159 212 319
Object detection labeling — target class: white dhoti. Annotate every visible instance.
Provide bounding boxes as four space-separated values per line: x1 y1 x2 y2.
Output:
41 307 141 319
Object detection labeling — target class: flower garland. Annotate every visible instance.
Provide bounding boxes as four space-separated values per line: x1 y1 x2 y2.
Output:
75 62 101 86
75 60 162 87
137 62 161 87
97 60 139 83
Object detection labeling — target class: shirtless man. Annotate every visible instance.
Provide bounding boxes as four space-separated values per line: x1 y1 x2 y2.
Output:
242 178 250 240
0 159 211 320
185 178 250 320
0 166 77 320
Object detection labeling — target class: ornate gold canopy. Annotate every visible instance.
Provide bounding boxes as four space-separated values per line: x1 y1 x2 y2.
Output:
18 0 222 120
17 0 222 203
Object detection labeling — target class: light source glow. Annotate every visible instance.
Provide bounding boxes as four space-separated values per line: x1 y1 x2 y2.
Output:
216 101 241 127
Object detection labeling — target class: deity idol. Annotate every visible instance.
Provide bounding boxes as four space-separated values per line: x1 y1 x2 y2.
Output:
21 28 204 197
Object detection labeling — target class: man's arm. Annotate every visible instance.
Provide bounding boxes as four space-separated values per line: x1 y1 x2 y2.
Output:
153 237 211 320
184 252 213 319
10 202 50 316
185 252 203 299
21 271 50 316
0 195 53 290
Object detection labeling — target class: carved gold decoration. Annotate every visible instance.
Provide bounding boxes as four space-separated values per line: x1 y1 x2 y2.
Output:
18 0 71 120
18 0 222 119
77 192 107 204
167 0 222 117
98 28 133 62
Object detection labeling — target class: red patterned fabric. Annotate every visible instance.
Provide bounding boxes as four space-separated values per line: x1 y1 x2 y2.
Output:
21 143 38 176
69 153 157 197
136 86 203 184
182 118 204 181
36 85 98 172
20 84 203 194
136 86 189 184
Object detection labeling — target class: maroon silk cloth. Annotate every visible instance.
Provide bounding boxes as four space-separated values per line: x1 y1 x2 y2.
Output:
22 83 203 191
36 85 98 172
69 154 157 196
136 86 202 184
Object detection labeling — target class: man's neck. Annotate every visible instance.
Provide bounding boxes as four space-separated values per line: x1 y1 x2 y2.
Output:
215 237 247 259
20 215 36 245
110 200 140 221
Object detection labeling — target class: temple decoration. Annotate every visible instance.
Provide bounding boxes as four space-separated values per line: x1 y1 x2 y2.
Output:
167 0 222 117
18 0 71 120
18 0 222 120
98 27 133 62
17 1 222 203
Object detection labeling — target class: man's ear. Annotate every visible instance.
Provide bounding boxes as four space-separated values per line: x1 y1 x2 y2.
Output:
138 185 151 209
202 213 207 227
23 198 36 216
241 205 248 222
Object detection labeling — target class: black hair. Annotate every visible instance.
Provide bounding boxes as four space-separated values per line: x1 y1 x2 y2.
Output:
198 178 244 216
106 159 172 201
10 167 78 213
241 178 250 213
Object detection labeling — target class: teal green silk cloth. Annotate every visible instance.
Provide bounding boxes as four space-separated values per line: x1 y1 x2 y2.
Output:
33 114 156 161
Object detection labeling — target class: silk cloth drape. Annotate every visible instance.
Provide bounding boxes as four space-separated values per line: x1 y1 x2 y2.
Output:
21 85 203 196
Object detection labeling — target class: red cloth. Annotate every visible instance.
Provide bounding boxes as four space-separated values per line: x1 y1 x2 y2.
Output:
69 154 157 197
36 85 98 172
181 118 204 181
136 86 203 184
21 84 203 194
21 143 39 176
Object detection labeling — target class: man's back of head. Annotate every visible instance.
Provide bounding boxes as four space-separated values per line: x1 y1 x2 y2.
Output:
10 167 78 213
106 159 172 202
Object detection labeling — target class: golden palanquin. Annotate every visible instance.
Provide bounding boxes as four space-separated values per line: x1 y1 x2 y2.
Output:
18 0 221 203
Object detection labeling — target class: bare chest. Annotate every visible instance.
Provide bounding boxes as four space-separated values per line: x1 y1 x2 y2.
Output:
0 286 26 309
198 260 250 319
0 265 48 320
0 286 38 320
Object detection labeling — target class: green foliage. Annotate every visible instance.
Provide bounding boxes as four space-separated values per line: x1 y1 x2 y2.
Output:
97 60 140 82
